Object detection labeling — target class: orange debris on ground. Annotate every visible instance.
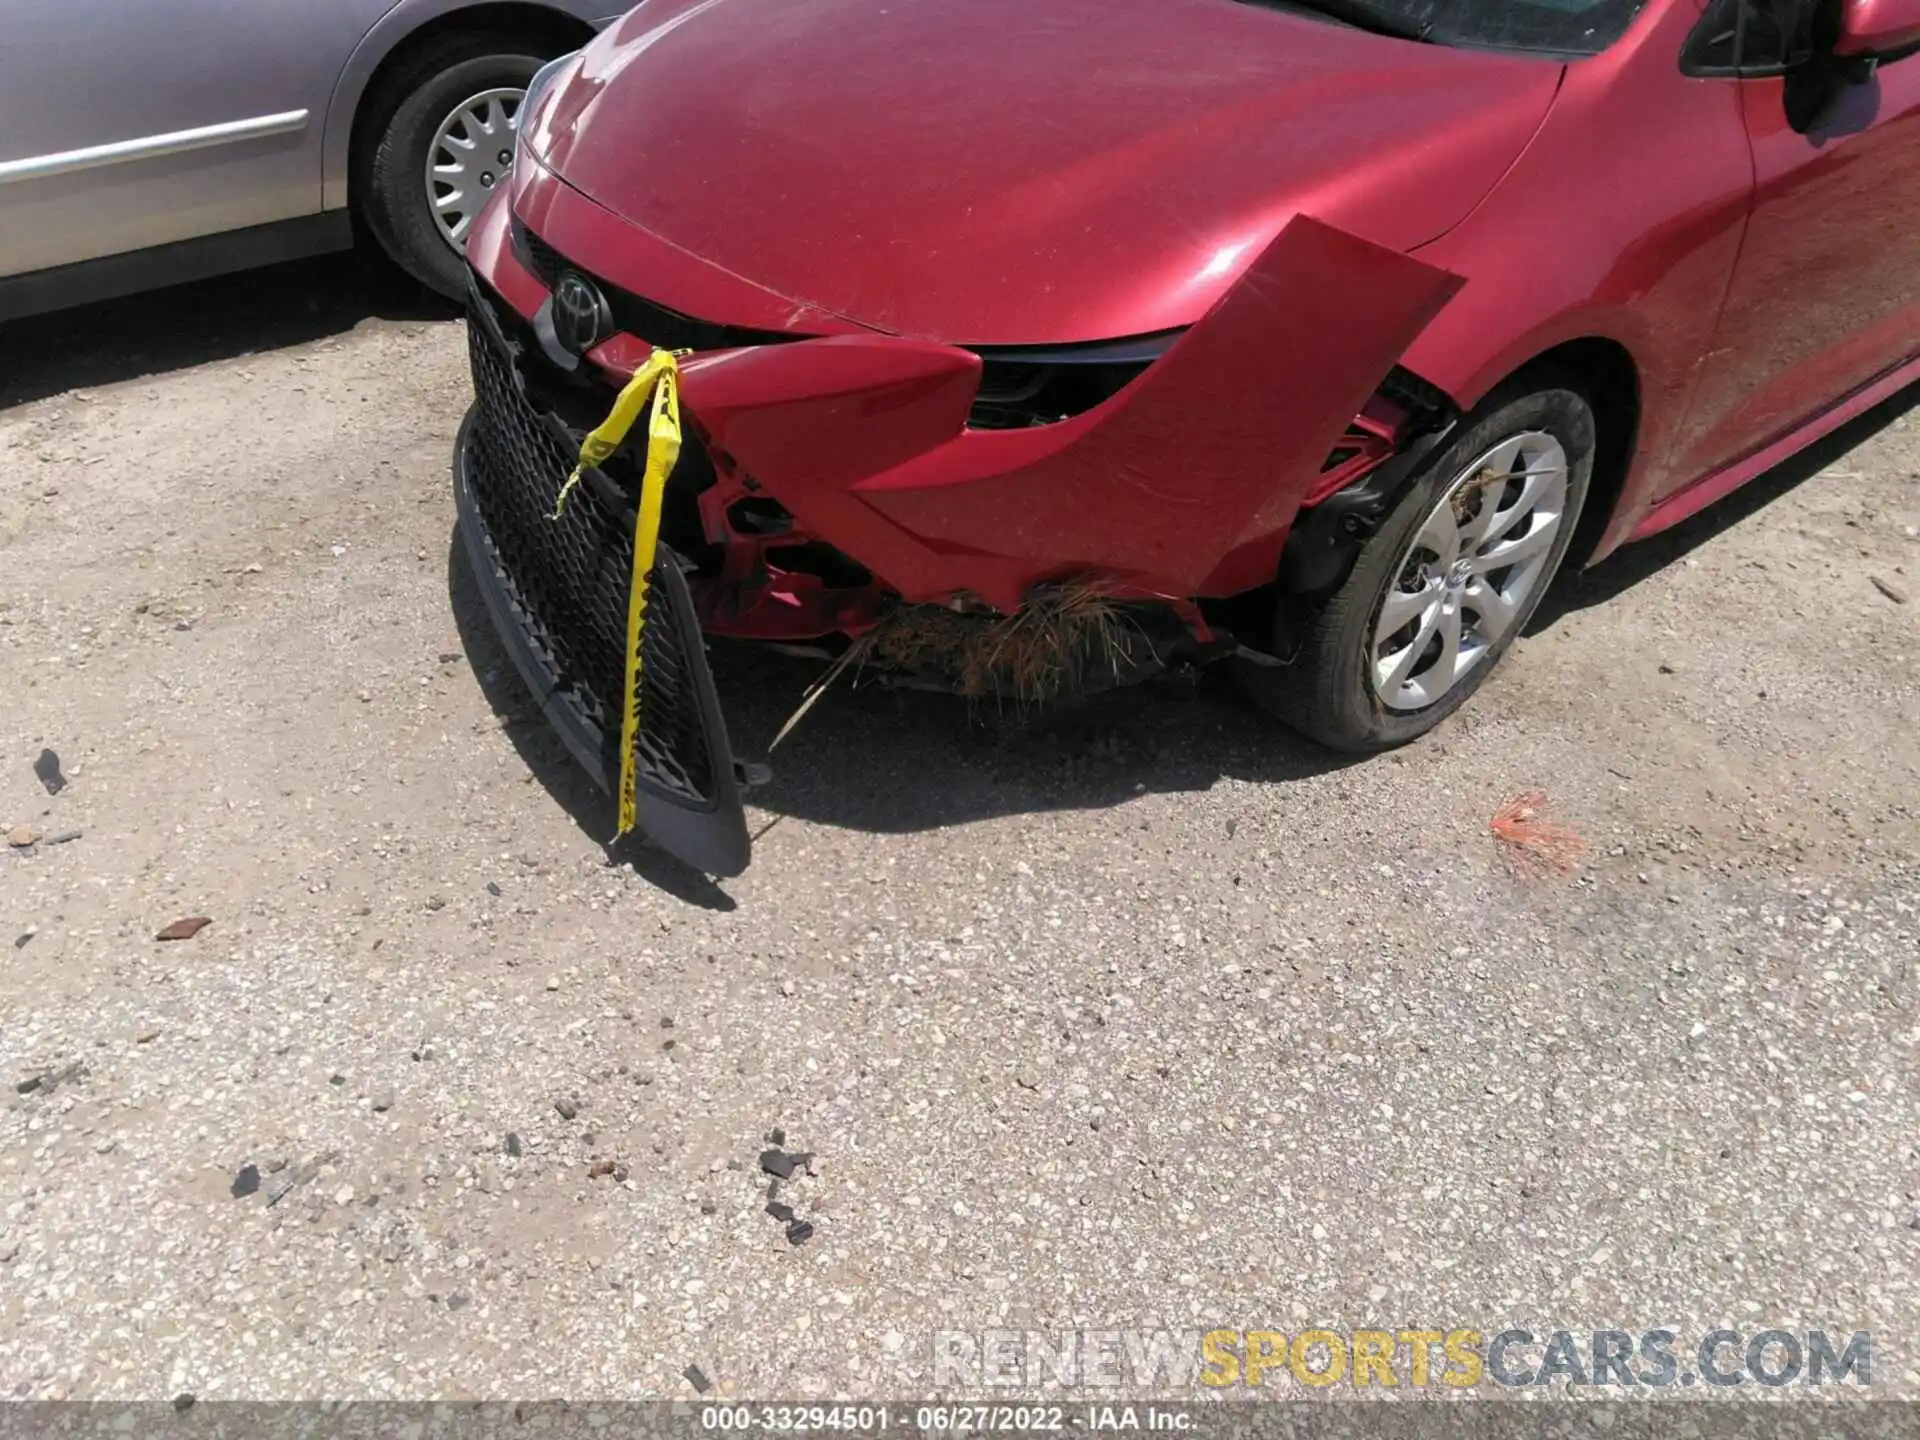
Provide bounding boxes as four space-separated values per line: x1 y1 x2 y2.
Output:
1490 790 1585 878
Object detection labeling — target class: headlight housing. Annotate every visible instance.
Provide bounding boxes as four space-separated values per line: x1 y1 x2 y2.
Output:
964 330 1184 430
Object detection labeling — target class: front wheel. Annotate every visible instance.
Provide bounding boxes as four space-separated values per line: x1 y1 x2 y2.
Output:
356 39 543 299
1235 378 1595 752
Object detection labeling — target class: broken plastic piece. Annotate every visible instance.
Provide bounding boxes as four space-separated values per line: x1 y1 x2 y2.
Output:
786 1219 815 1246
683 1364 713 1394
766 1200 795 1222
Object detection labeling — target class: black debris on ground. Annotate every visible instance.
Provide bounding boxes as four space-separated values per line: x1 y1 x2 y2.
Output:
15 1061 87 1097
230 1164 261 1199
755 1131 823 1247
33 749 66 796
683 1364 713 1395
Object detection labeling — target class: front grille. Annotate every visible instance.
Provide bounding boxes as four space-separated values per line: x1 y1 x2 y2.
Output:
513 220 802 355
520 227 567 284
463 292 718 806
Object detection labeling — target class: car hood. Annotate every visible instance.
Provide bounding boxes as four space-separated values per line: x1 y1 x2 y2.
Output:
528 0 1562 344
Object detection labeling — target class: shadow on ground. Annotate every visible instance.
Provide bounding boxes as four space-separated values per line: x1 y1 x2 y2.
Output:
1531 380 1918 631
446 533 1360 898
0 245 452 410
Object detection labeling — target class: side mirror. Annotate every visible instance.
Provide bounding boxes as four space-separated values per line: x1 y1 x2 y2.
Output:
1834 0 1920 57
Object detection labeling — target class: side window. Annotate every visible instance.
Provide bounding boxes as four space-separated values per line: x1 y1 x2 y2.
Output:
1683 0 1819 72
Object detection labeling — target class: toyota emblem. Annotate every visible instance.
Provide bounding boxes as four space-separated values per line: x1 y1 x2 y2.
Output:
551 271 612 356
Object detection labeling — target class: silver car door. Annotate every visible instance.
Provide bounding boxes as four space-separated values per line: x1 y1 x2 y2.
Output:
0 0 397 278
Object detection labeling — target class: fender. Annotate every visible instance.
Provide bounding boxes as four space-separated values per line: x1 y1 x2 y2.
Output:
1395 0 1756 560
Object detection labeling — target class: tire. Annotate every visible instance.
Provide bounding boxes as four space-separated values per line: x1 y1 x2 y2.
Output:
1235 375 1596 752
356 38 544 299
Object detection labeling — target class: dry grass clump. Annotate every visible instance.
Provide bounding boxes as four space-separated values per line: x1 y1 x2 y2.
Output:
864 580 1128 703
772 580 1133 748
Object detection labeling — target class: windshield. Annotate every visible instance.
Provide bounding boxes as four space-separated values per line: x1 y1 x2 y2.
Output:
1243 0 1651 54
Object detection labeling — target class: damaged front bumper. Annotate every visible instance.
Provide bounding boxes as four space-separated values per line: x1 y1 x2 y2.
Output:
454 175 1463 873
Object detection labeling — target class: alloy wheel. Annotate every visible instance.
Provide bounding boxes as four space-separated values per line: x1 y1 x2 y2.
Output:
1370 430 1569 712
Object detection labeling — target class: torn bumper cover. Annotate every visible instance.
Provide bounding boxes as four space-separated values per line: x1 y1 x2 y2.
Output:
673 221 1461 611
454 190 1462 875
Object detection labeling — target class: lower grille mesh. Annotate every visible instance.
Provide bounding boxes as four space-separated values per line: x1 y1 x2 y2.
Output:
462 301 717 806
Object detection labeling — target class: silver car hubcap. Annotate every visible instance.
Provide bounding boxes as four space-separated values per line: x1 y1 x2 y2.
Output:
426 87 524 251
1370 430 1569 712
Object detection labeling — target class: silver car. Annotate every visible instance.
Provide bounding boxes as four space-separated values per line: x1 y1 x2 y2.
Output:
0 0 614 319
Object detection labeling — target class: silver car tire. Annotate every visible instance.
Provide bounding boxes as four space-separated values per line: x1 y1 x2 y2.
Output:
356 39 543 299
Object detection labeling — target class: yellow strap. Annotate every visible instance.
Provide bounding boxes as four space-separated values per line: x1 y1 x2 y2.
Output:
549 349 683 838
551 347 679 521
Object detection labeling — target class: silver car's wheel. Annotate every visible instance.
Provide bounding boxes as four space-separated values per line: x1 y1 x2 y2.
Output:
359 42 544 297
1371 431 1569 712
425 87 524 251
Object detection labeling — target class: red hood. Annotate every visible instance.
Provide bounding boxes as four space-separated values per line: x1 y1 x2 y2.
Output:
527 0 1561 344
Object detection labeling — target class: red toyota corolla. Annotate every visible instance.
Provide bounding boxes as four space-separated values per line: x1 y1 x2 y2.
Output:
453 0 1920 875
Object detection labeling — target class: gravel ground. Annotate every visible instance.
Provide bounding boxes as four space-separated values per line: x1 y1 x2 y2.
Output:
2 255 1918 1403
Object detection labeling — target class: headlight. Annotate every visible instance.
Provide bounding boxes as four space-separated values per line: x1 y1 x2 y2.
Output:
965 330 1185 430
516 50 580 163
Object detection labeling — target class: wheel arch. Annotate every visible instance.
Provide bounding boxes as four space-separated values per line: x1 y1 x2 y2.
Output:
322 0 601 213
1489 335 1642 571
1267 331 1642 627
1398 278 1671 570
